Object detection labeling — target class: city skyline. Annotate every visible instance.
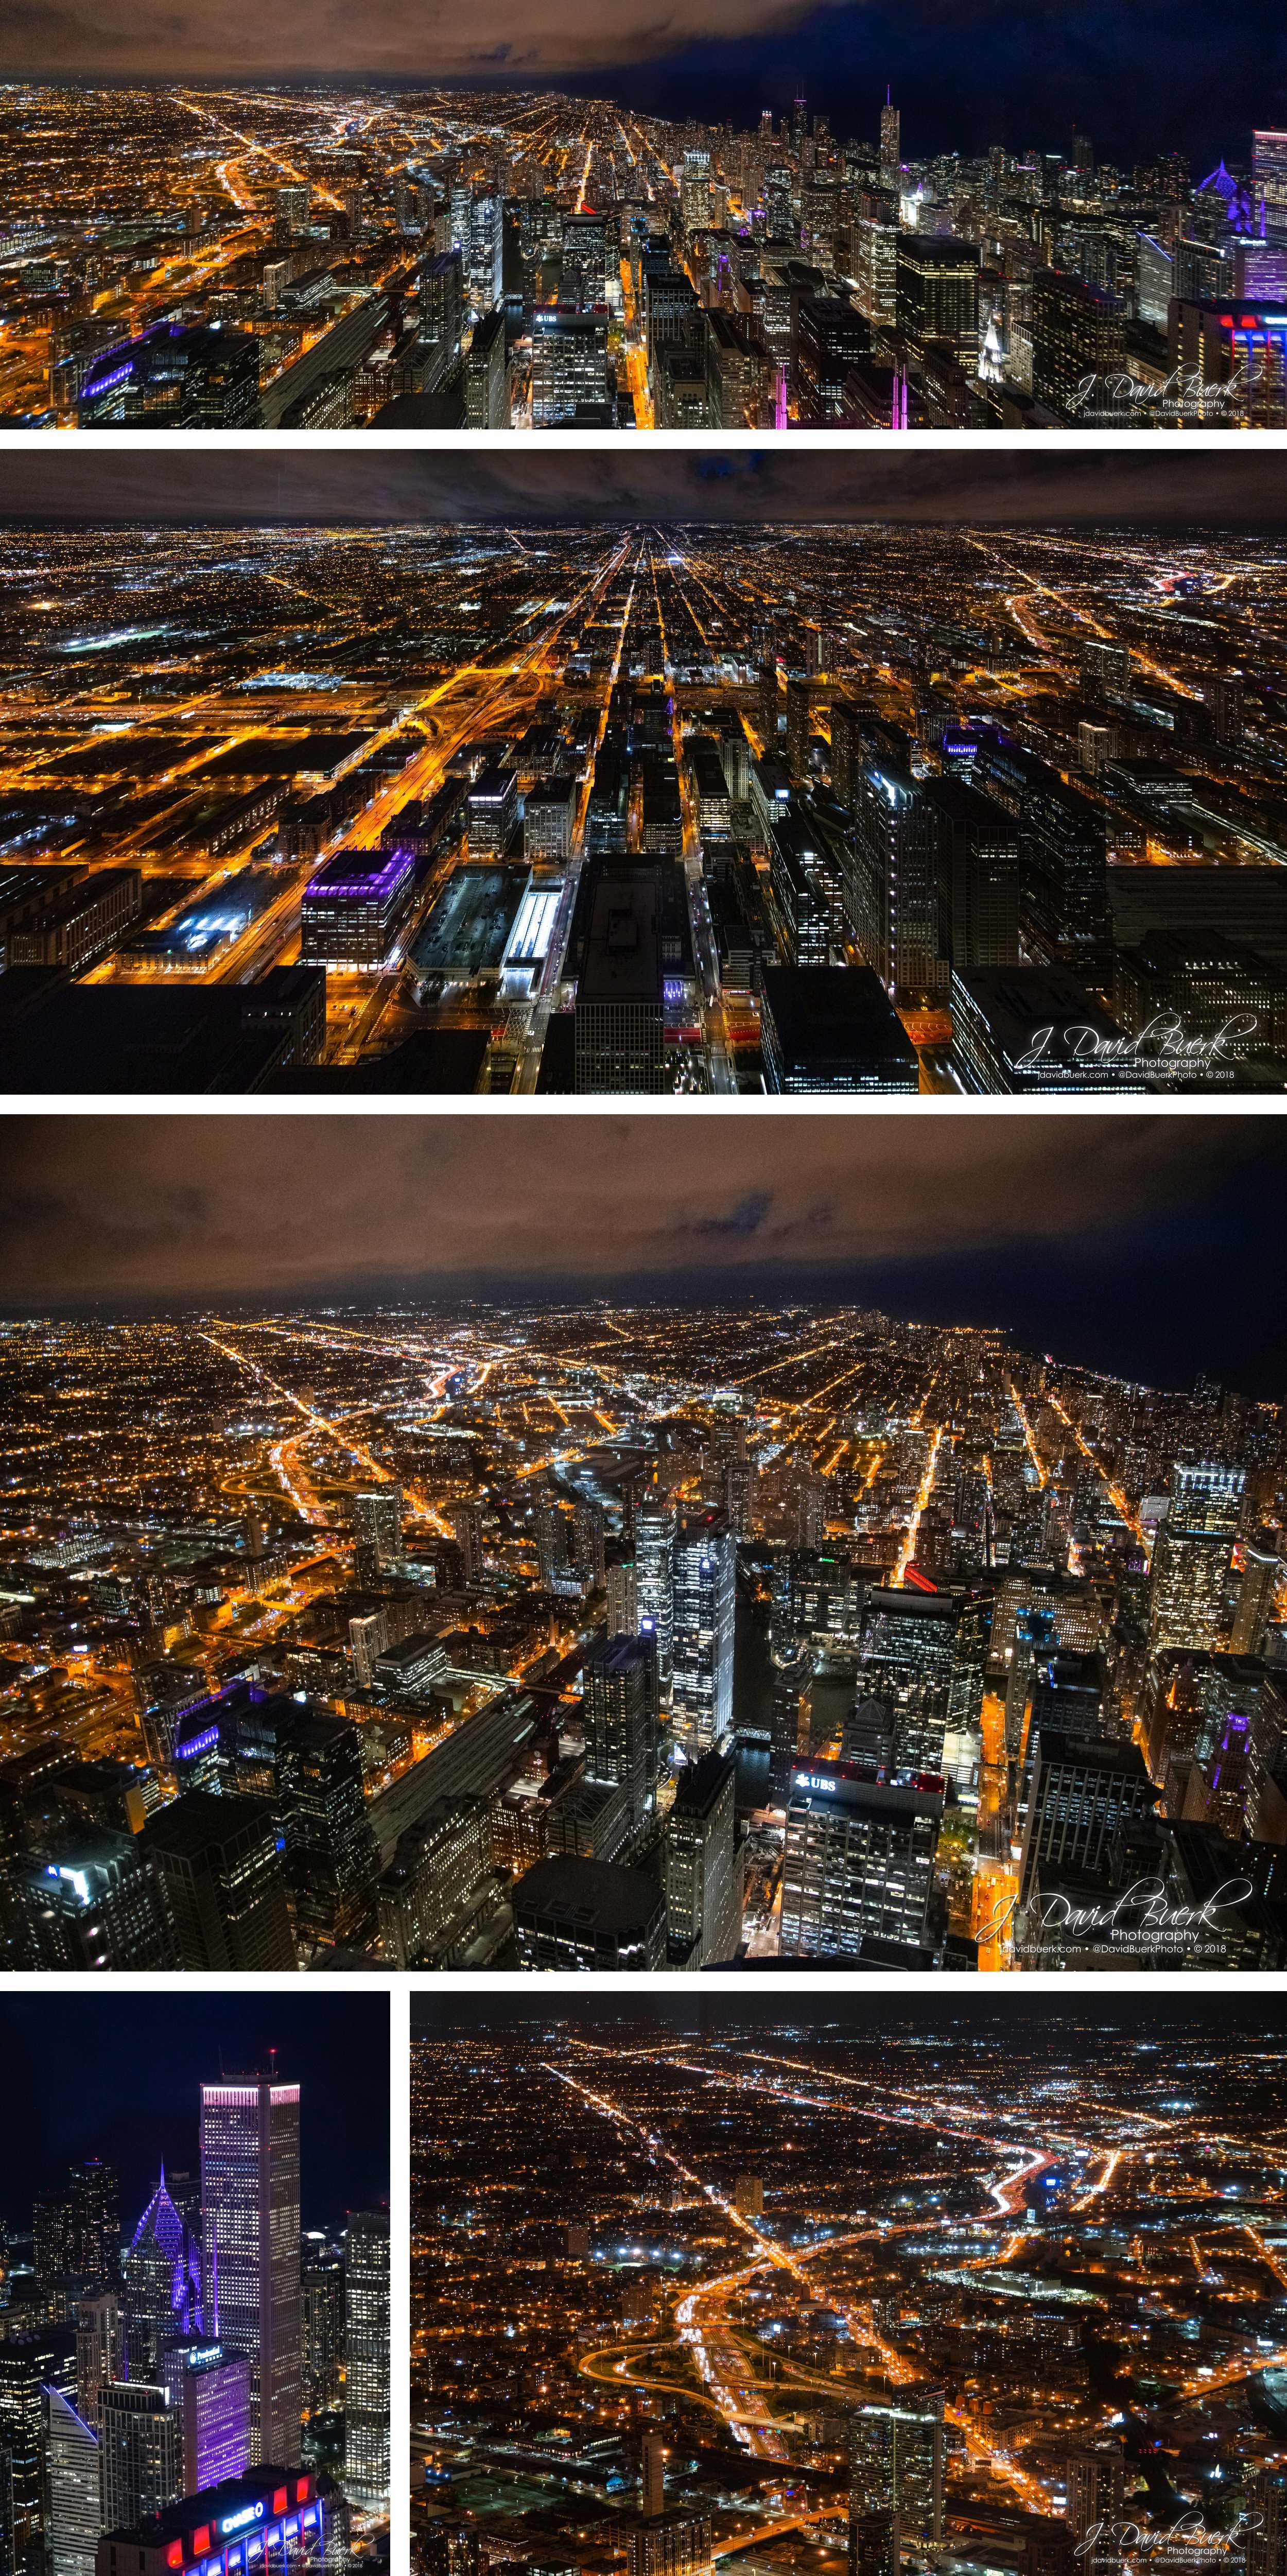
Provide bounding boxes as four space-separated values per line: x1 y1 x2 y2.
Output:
0 25 1282 169
0 1995 389 2236
5 83 1287 430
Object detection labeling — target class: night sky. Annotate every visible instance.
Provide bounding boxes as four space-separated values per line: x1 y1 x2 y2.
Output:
0 1993 389 2242
412 1990 1287 2041
1 1113 1283 1401
3 448 1286 531
3 0 1285 167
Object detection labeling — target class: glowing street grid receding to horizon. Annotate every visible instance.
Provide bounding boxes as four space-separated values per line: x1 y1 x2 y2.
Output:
3 82 1287 429
409 2006 1287 2576
2 519 1286 1095
2 1297 1282 1973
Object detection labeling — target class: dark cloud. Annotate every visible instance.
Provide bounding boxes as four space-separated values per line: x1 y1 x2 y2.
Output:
2 447 1284 530
0 0 816 76
0 1114 1168 1293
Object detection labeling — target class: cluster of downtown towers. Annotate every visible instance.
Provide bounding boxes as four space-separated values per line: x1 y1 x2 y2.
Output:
1 2084 390 2576
4 1386 1275 1973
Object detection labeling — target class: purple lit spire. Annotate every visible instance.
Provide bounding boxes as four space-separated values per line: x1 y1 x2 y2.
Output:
129 2169 203 2333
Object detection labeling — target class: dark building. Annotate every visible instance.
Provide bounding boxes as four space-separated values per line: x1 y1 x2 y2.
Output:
1114 930 1287 1061
664 1748 742 1967
0 969 325 1093
581 1631 662 1840
141 1792 297 1970
848 731 946 999
511 1854 668 1969
950 966 1126 1092
574 871 666 1093
464 308 509 427
276 1714 381 1955
926 777 1021 970
1017 1730 1156 1905
797 297 871 420
1031 269 1123 416
759 965 919 1092
78 324 263 427
13 1830 171 1970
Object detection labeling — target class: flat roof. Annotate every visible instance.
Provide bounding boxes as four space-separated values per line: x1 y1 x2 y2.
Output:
578 872 663 1008
513 1853 664 1931
761 966 919 1069
411 864 528 974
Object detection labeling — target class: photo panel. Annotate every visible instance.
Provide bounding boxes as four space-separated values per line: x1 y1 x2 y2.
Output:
0 1987 391 2571
0 446 1284 1100
0 1107 1282 1979
0 48 1284 434
408 1987 1285 2576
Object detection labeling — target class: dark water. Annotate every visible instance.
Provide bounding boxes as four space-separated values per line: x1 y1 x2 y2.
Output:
733 1589 775 1811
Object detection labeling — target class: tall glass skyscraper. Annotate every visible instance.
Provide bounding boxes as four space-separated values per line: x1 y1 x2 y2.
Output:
43 2386 100 2576
98 2382 181 2529
670 1514 737 1751
635 1498 677 1700
199 2076 302 2467
342 2210 390 2514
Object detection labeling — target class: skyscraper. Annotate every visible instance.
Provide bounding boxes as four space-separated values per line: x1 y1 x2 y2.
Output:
1066 2449 1126 2545
850 2396 944 2544
142 1794 296 1972
43 2386 100 2576
275 1713 381 1955
200 2074 302 2467
1232 1530 1280 1656
300 2245 345 2419
582 1631 661 1839
879 91 901 192
635 1501 677 1699
849 734 944 1001
123 2174 202 2381
670 1515 736 1751
780 1765 944 1957
343 2211 390 2514
98 2383 181 2531
64 2165 120 2288
76 2294 123 2430
1017 1732 1156 1906
448 1501 484 1584
0 2328 75 2570
641 2433 667 2517
1148 1460 1245 1655
165 2342 251 2493
663 1749 742 1965
353 1486 403 1586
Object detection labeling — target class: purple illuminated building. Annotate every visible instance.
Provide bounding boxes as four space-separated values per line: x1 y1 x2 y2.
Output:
127 2169 203 2353
299 846 418 971
160 2341 251 2492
